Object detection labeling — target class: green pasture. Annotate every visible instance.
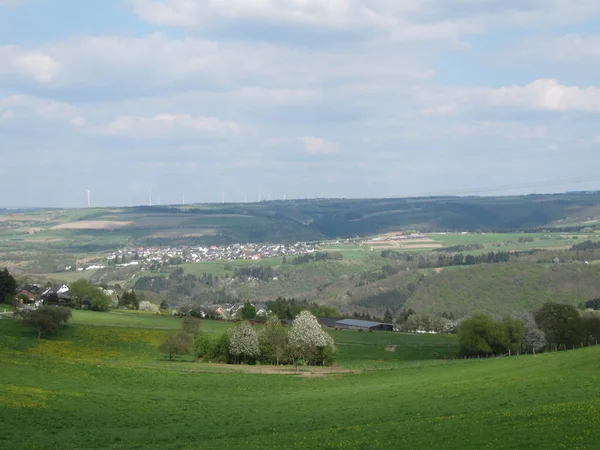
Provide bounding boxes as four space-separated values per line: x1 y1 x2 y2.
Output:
331 330 458 365
1 313 599 449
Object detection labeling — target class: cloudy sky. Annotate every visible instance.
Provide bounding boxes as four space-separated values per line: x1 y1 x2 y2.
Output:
1 0 600 207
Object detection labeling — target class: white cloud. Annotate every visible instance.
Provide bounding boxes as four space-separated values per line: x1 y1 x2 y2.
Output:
0 46 58 84
423 79 600 113
127 0 600 39
0 95 85 126
96 113 241 139
298 136 340 155
0 34 427 92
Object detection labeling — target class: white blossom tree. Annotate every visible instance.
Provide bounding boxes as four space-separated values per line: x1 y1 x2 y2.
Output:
138 301 160 313
288 311 336 366
520 313 547 353
229 321 260 363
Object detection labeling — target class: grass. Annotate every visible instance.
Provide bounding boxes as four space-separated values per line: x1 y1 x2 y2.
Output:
331 330 457 365
1 314 600 449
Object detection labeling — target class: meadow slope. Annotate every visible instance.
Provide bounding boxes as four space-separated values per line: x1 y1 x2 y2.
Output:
1 315 599 449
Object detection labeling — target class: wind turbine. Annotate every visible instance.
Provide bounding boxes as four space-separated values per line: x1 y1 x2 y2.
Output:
182 194 185 206
221 191 225 204
86 189 91 208
149 189 152 207
244 193 247 204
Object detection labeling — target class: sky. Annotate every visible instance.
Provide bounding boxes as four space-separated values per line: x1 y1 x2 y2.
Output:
1 0 600 207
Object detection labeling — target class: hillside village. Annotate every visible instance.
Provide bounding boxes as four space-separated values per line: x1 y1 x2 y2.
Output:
99 242 317 270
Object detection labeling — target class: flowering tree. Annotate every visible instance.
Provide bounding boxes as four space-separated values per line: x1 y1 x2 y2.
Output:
288 311 336 366
139 301 160 313
229 321 260 363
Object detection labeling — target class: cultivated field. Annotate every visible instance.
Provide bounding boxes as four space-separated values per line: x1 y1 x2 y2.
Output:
0 313 599 449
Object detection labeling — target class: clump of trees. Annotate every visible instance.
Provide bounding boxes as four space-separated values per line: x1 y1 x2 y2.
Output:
234 266 275 282
16 306 72 339
69 279 112 311
0 268 17 304
119 289 140 309
195 311 336 366
457 302 600 357
458 315 525 357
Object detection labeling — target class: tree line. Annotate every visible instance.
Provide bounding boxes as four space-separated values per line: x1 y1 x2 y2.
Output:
289 252 343 265
381 250 511 269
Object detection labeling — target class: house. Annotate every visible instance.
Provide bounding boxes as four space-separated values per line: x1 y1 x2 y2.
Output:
17 290 36 304
334 319 394 332
41 284 72 305
255 304 269 316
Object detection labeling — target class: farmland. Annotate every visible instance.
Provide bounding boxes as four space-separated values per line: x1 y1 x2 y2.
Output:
1 313 599 449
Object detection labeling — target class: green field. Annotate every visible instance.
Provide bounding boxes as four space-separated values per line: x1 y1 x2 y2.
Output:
1 313 599 449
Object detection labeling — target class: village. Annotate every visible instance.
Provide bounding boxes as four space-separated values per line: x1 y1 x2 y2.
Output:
91 242 318 271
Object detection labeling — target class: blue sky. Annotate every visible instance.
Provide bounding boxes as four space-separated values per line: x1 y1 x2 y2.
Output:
1 0 600 207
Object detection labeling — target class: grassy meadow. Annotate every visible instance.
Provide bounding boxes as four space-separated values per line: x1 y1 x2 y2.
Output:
1 312 599 449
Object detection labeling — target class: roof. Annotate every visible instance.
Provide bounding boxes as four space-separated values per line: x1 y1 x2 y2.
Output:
335 319 393 328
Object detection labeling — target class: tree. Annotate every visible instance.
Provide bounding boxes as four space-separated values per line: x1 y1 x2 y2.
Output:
519 313 546 353
182 317 201 336
535 303 585 348
457 314 498 356
383 309 393 323
18 307 72 339
119 290 139 310
160 299 169 310
259 316 289 365
496 317 525 355
396 308 416 324
288 311 336 366
0 268 17 303
160 332 193 361
240 301 256 320
229 321 260 364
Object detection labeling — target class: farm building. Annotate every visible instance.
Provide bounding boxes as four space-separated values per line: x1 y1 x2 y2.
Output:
335 319 394 332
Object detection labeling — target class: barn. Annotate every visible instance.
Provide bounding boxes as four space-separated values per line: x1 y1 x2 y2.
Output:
334 319 394 332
